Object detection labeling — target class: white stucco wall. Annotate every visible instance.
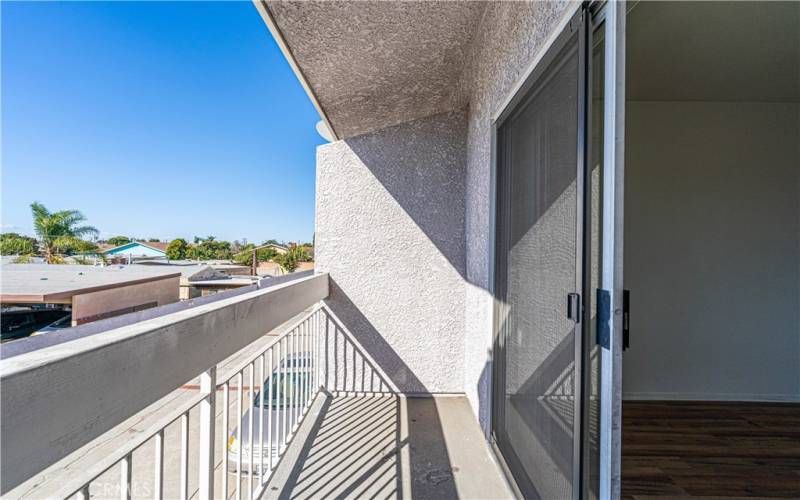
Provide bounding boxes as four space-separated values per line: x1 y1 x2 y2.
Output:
312 0 580 424
457 1 577 432
315 110 467 393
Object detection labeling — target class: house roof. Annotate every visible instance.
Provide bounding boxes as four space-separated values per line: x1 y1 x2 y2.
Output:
0 264 180 303
103 241 168 255
257 1 486 139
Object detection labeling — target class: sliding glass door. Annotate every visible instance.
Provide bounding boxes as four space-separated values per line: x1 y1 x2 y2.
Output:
492 4 622 498
493 10 585 499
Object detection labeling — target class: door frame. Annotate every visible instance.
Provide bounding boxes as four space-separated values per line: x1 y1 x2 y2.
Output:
597 2 625 498
487 1 625 498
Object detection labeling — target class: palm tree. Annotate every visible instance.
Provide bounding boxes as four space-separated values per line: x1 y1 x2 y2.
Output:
30 202 99 263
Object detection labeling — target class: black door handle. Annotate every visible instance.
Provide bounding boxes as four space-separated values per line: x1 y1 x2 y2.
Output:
567 293 581 323
623 289 630 350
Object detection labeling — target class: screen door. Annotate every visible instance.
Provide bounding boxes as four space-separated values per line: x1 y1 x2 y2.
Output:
492 11 586 499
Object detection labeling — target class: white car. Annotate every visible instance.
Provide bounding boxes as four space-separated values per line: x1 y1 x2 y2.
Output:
227 353 313 474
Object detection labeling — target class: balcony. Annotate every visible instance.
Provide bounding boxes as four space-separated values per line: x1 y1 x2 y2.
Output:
1 273 511 499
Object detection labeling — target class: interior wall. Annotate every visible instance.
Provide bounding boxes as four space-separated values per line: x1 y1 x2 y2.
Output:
623 101 800 401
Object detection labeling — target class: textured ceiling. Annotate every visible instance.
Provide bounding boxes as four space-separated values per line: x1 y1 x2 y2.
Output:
265 1 487 139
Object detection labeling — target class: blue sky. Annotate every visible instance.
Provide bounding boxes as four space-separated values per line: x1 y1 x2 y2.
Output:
1 1 324 244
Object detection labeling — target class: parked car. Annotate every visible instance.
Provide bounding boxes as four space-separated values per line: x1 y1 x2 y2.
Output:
1 308 70 342
227 353 313 474
32 313 73 335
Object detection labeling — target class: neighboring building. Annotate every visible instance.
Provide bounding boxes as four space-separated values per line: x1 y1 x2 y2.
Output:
261 243 288 255
188 275 261 297
103 241 169 261
134 260 260 298
200 261 252 276
0 264 179 326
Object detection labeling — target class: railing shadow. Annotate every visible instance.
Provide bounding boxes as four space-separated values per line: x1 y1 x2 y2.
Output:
271 305 460 499
320 304 398 395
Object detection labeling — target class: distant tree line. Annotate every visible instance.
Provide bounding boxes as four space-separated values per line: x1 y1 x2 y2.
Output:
1 202 313 272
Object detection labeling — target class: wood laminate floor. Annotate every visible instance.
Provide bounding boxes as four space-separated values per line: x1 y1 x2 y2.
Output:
622 401 800 499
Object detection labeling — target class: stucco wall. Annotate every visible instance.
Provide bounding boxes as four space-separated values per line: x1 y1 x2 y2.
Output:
312 0 579 424
315 110 467 393
457 1 577 432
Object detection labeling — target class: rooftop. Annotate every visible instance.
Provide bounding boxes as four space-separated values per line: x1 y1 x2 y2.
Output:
0 264 181 303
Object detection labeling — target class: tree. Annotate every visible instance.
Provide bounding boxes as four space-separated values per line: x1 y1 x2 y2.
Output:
186 236 232 261
147 238 161 242
166 238 188 260
0 233 37 256
30 202 99 264
106 236 131 247
274 245 310 273
233 245 278 267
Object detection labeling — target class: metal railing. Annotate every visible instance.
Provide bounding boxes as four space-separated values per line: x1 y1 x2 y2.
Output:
62 306 327 500
1 273 329 498
1 272 401 499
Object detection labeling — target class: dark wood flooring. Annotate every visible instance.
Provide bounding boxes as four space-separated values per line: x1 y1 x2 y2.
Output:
621 401 800 499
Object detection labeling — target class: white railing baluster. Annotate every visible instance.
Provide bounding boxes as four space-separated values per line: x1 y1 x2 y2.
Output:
180 412 189 500
236 372 243 500
280 336 286 453
305 316 314 404
303 317 313 404
259 354 265 486
77 485 90 500
154 430 164 500
268 348 274 473
289 328 295 433
312 310 317 391
120 454 132 500
222 382 229 500
248 363 255 500
198 367 216 500
301 321 305 413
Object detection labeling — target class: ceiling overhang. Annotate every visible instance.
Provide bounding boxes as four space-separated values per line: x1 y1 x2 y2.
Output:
255 1 486 140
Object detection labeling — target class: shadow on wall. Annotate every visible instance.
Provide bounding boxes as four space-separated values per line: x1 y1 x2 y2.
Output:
273 305 459 499
344 109 468 279
323 279 428 394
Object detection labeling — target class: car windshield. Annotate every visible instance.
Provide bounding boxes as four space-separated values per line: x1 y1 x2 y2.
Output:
50 315 72 328
253 371 309 408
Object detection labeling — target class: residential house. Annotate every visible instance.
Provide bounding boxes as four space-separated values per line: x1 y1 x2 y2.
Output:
0 264 180 327
103 241 169 261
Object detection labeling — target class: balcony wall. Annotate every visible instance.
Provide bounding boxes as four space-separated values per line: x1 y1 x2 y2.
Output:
279 0 579 430
315 110 467 394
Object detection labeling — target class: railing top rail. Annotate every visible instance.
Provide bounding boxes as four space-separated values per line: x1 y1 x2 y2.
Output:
0 273 325 378
0 272 329 494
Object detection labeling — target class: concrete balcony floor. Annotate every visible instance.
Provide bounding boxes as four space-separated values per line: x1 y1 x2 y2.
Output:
265 394 514 500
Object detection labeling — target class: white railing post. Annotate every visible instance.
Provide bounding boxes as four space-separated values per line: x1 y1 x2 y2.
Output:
198 367 216 500
180 413 189 500
120 454 132 500
154 430 164 500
